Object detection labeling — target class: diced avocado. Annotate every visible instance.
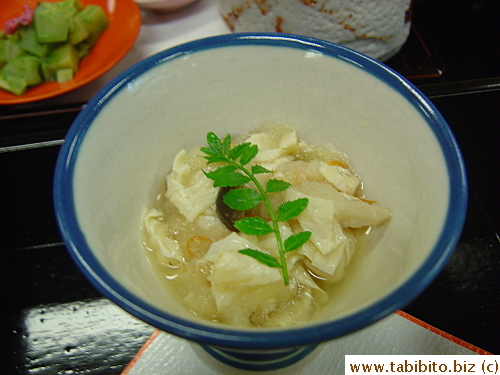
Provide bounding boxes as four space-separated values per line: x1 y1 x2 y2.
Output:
2 55 42 86
0 73 27 95
41 43 78 81
56 67 73 83
4 39 24 62
73 5 109 46
34 5 70 43
19 25 51 57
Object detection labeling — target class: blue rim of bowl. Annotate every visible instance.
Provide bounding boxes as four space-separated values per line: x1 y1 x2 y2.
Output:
53 32 468 350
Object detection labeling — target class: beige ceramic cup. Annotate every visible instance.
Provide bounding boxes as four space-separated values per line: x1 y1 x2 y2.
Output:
218 0 412 61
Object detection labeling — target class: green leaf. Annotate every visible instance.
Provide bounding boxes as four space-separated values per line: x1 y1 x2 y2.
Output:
284 231 311 252
223 188 263 211
277 198 309 222
234 217 274 236
204 166 250 187
251 165 272 174
238 249 281 268
200 131 315 286
266 179 291 193
239 144 258 165
202 155 228 164
204 165 236 177
199 146 219 156
221 134 231 156
229 143 250 161
206 132 221 152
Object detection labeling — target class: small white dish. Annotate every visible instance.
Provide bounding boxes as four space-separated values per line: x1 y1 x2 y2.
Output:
134 0 198 12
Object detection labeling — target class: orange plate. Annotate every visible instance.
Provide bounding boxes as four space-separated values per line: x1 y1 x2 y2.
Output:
0 0 141 105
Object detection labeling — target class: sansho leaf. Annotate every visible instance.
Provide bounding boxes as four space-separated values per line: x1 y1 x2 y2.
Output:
221 134 231 155
284 231 312 253
277 198 309 222
229 143 251 161
223 188 263 211
234 217 274 236
238 249 281 268
206 132 222 152
202 155 228 164
266 179 291 193
239 144 258 165
201 131 311 286
199 146 220 157
204 166 250 187
251 165 272 175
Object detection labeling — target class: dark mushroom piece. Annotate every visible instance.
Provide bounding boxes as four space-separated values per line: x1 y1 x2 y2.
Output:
216 186 244 232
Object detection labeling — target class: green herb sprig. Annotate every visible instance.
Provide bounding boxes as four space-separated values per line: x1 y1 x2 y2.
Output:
201 132 311 285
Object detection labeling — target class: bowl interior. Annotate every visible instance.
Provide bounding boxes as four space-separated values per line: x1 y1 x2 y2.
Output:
55 34 466 348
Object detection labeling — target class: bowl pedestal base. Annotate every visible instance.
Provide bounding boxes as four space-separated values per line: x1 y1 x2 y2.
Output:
199 343 318 371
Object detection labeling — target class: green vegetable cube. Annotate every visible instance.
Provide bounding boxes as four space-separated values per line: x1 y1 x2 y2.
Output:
69 16 90 45
73 5 109 46
35 5 70 43
0 73 27 96
41 43 78 81
75 41 91 59
56 68 73 83
0 40 7 69
2 55 42 86
4 39 24 62
6 32 21 42
38 0 83 16
19 26 51 57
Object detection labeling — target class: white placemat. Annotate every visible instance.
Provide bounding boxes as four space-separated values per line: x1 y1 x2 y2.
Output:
121 311 488 375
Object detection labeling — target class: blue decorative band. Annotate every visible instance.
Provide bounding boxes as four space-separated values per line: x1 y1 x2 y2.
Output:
200 343 318 371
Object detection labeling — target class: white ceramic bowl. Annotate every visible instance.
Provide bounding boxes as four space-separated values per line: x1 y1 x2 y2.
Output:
53 33 467 369
134 0 198 12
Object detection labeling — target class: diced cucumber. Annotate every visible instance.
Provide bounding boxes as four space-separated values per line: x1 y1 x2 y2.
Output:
41 43 78 81
73 5 109 46
38 0 83 16
69 16 90 45
34 5 70 43
56 68 73 83
2 55 42 86
5 39 24 62
0 1 109 95
19 25 51 57
6 32 21 42
0 40 7 69
75 41 91 59
0 73 27 95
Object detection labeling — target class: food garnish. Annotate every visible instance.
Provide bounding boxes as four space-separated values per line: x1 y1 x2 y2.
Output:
142 124 393 326
200 132 311 285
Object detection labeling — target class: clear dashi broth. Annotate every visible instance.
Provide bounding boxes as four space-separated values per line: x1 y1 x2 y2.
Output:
142 123 391 327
